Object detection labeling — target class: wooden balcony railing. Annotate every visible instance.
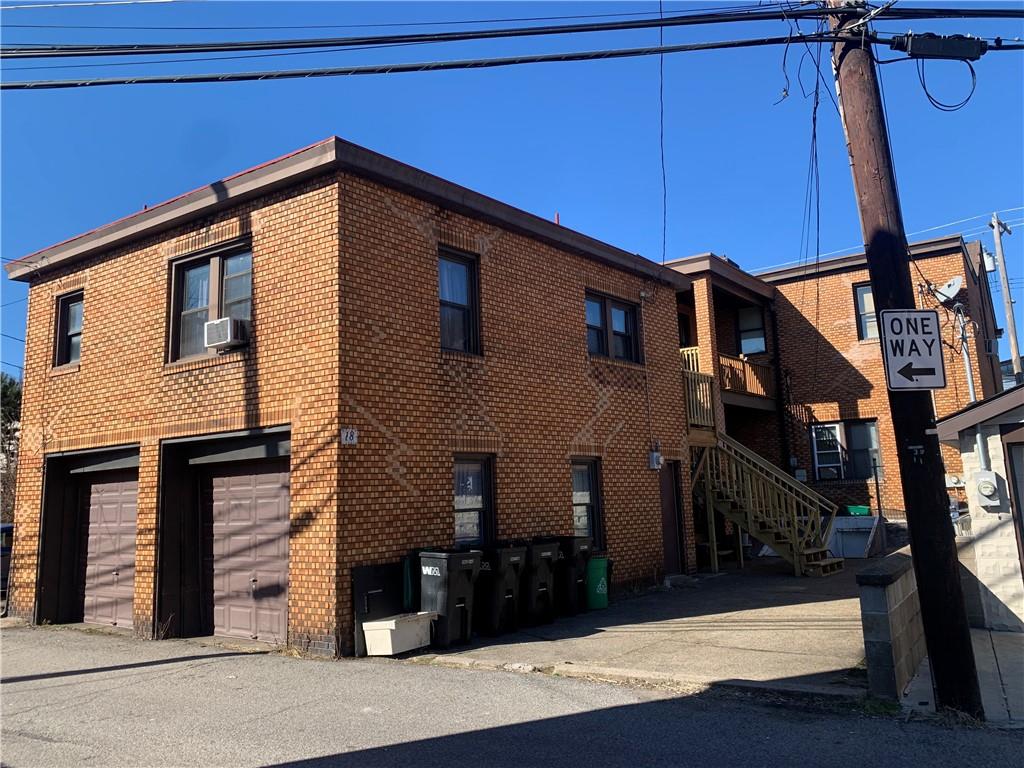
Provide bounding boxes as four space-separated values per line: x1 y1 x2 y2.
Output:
718 353 775 399
684 369 716 428
680 346 701 373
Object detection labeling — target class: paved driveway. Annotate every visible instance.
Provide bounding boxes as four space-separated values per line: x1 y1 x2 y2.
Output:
2 624 1021 768
428 561 869 696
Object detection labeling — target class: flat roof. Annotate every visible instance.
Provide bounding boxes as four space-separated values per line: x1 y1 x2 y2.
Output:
664 252 775 300
5 136 690 291
936 384 1024 442
756 235 966 283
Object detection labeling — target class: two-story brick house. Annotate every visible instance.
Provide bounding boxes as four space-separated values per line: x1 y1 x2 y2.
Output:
5 137 695 656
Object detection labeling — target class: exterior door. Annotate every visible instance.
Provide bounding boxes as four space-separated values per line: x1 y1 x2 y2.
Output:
204 461 289 642
81 472 137 627
660 460 683 574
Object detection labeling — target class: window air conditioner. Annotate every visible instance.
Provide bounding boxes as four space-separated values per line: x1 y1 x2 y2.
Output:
204 317 250 350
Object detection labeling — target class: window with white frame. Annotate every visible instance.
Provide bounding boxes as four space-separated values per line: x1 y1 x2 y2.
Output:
854 283 878 341
811 420 881 481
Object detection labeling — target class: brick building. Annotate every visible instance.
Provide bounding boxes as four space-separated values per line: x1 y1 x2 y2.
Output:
5 137 694 656
668 235 1003 523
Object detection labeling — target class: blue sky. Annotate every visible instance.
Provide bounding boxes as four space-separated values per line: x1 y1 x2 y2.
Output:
2 1 1022 381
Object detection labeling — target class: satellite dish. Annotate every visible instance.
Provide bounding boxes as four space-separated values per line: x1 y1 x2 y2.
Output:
933 275 963 304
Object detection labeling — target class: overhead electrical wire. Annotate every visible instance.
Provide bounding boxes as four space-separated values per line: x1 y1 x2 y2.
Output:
1 33 852 90
0 7 847 59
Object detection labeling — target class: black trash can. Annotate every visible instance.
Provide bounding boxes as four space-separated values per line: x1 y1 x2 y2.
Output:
474 544 527 636
555 535 593 616
419 549 481 647
519 540 558 625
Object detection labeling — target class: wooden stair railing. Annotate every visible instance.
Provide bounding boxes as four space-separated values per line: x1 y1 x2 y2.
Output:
699 433 843 576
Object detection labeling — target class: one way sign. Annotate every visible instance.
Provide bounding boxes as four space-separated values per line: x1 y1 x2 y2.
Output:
879 309 947 391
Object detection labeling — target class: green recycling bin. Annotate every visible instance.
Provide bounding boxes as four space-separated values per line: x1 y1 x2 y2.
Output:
586 555 609 610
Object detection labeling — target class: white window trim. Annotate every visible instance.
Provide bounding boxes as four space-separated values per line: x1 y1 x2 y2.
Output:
811 423 845 481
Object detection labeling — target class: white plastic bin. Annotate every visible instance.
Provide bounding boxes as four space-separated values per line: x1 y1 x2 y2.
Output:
362 611 437 656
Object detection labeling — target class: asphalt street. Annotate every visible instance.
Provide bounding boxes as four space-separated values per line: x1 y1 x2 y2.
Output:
1 625 1020 768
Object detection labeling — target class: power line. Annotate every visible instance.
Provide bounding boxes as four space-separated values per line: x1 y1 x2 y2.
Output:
1 360 23 371
1 33 851 91
1 0 176 9
0 7 842 59
1 296 27 308
1 333 24 343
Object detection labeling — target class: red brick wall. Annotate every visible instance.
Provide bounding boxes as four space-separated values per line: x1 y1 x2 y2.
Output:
771 245 998 517
9 168 693 656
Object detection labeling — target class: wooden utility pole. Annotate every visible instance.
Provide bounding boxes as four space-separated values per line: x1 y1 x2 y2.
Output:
991 214 1021 383
827 1 983 716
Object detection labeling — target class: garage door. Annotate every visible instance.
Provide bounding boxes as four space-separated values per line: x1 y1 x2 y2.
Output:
81 472 138 628
204 462 290 642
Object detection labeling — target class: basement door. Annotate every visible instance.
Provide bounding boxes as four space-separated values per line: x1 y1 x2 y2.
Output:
203 461 290 642
660 460 683 575
81 472 138 628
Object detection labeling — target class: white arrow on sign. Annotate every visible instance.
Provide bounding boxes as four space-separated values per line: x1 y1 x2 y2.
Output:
879 309 947 391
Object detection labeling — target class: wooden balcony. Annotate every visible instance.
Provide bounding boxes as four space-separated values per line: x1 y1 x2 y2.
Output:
684 369 716 430
718 353 775 400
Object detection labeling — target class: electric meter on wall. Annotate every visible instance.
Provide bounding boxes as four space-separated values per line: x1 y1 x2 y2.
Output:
974 470 1001 508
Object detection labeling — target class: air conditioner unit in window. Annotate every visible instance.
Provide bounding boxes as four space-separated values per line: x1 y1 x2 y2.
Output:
204 317 250 350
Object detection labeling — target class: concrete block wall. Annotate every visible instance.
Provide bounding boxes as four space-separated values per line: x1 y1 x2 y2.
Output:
857 549 927 700
955 421 1024 632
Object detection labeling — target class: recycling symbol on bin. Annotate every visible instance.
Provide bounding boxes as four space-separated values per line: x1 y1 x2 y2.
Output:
596 577 608 595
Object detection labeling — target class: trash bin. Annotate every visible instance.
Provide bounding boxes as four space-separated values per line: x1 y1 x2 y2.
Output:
520 540 558 625
554 536 593 616
419 550 481 647
586 554 610 610
474 544 527 635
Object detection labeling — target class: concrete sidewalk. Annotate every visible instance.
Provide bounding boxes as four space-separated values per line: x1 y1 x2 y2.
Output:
416 561 869 699
902 629 1024 727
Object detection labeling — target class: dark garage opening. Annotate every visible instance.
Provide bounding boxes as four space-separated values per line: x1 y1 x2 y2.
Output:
36 446 140 628
157 428 291 642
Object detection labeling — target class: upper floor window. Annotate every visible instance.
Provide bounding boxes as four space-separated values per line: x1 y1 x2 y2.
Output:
170 249 252 361
585 292 641 363
439 250 480 355
854 283 878 340
54 291 84 367
737 306 766 355
811 420 881 481
453 455 494 545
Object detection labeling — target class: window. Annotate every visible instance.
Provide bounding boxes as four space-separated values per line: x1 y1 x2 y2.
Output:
170 249 252 360
571 459 603 547
439 250 480 354
453 456 494 545
585 293 641 363
737 306 766 355
54 291 84 366
811 420 881 481
854 283 878 340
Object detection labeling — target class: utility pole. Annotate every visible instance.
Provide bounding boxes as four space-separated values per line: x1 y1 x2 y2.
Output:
827 0 983 717
991 214 1021 384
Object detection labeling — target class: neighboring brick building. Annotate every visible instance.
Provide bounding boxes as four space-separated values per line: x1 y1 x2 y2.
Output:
5 137 694 656
667 236 1003 524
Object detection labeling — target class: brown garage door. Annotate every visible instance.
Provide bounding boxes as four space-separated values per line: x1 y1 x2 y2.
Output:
81 472 137 628
204 461 290 642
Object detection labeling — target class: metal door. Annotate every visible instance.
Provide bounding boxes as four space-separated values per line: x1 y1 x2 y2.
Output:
81 473 137 627
659 460 683 575
204 461 289 642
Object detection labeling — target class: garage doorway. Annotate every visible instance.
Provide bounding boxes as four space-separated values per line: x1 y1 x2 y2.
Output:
202 460 290 642
80 472 137 628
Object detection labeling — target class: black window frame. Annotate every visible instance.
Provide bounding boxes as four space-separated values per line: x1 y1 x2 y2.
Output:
853 282 879 341
438 248 482 356
736 305 767 356
585 292 642 363
54 290 84 367
810 419 882 482
452 454 496 546
168 243 253 362
570 457 605 549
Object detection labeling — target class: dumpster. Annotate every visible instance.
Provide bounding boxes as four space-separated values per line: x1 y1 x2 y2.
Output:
419 550 481 647
554 536 593 616
520 540 558 625
474 544 527 635
586 555 610 610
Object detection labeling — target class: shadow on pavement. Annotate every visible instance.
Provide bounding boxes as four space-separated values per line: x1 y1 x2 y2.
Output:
0 650 263 684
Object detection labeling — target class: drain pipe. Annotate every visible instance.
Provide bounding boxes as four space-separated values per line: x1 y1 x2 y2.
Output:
957 303 989 471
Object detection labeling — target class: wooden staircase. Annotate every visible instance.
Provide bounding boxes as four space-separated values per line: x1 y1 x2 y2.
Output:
696 433 843 577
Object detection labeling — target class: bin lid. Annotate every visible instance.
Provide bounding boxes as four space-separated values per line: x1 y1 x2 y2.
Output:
362 611 438 631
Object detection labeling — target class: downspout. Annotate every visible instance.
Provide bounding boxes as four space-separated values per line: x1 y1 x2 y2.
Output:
768 299 792 472
957 303 990 472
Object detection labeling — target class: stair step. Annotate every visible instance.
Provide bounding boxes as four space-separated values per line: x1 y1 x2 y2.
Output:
804 557 844 576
